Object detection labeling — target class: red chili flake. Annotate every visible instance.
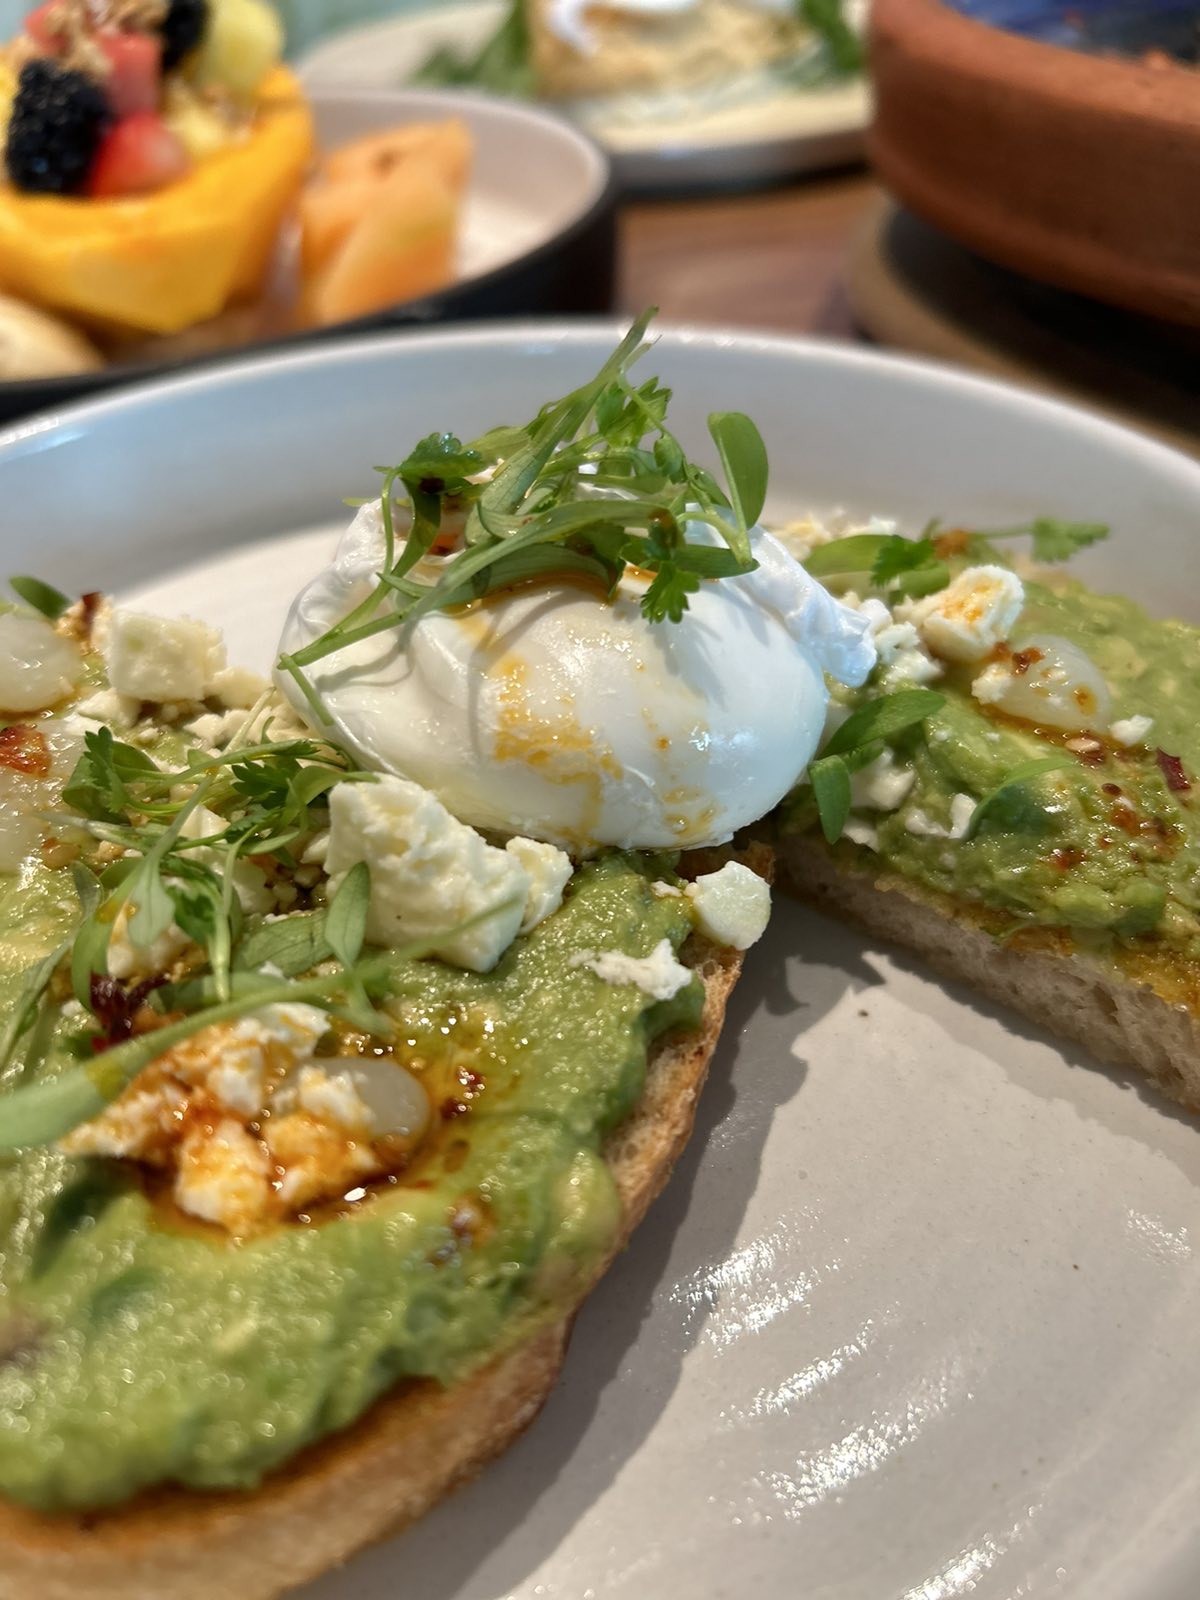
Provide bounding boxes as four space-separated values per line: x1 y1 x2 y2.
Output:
439 1098 469 1121
89 974 165 1053
0 724 50 777
1101 782 1122 797
1156 749 1191 793
80 591 102 639
1052 847 1086 872
1010 647 1044 677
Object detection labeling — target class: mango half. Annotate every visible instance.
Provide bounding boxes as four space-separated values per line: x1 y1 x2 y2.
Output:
0 68 313 337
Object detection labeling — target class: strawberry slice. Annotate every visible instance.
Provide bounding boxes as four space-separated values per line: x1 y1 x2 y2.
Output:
24 1 63 51
95 31 162 118
87 112 190 198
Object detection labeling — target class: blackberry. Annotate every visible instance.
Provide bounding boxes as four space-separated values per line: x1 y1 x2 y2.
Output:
4 60 111 195
161 0 210 69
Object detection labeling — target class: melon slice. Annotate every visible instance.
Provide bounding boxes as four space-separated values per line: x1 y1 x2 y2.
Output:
304 159 459 325
299 119 472 325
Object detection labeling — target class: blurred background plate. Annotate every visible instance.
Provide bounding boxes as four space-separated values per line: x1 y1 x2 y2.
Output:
0 86 614 424
299 0 872 192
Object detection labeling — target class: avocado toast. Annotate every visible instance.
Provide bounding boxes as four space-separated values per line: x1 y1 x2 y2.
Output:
777 516 1200 1109
0 321 861 1597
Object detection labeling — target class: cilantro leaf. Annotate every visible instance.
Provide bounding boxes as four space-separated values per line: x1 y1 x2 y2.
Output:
642 567 700 624
979 518 1109 563
1027 518 1109 562
870 535 936 584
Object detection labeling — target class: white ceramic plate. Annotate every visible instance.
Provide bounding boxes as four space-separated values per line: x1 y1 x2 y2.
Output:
3 325 1200 1600
298 0 871 191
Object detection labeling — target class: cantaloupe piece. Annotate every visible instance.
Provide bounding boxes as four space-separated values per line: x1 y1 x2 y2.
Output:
321 120 472 195
299 118 472 325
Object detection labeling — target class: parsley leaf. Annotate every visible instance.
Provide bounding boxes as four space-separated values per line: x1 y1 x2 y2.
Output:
979 518 1109 563
326 861 371 970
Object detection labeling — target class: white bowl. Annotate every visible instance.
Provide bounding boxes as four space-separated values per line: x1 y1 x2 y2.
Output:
2 325 1200 1600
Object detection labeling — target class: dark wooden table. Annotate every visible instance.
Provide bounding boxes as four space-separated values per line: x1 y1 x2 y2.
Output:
617 171 879 336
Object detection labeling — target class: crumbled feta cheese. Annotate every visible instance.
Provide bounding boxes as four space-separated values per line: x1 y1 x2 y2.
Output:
174 1118 272 1234
295 1064 373 1131
301 829 329 866
912 566 1025 663
208 665 269 710
505 836 573 932
179 804 274 915
843 818 880 851
849 749 916 813
325 775 529 973
1110 714 1154 748
75 686 140 729
904 793 977 841
185 708 248 751
842 589 940 686
971 634 1111 732
569 938 692 1000
652 880 682 897
61 1081 188 1158
685 861 771 949
106 905 191 981
105 610 226 704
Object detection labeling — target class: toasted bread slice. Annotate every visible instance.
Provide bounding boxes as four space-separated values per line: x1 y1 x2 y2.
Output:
781 835 1200 1114
0 908 754 1599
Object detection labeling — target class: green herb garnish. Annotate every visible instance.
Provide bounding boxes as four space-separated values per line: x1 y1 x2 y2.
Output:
807 688 945 844
964 755 1073 842
9 575 71 620
797 0 864 75
410 0 535 97
277 310 769 723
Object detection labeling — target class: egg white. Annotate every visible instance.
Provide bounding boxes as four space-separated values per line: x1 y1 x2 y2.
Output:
277 503 874 852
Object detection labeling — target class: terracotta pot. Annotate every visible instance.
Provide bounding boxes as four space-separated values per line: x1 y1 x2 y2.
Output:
868 0 1200 327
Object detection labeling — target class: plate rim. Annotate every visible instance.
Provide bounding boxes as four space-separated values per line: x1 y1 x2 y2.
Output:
4 316 1200 502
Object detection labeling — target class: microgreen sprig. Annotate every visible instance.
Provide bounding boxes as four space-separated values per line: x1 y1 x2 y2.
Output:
277 310 771 723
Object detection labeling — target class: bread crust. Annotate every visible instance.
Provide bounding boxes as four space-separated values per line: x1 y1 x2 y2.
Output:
780 834 1200 1114
0 930 747 1600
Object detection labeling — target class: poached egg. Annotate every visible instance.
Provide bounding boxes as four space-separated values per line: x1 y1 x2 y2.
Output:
277 501 874 852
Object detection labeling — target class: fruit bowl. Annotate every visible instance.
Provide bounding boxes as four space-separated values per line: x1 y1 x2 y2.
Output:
0 86 614 421
868 0 1200 327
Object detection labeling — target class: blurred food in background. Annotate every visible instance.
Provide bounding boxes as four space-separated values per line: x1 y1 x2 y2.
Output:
0 0 471 376
412 0 865 108
299 117 470 322
0 0 312 339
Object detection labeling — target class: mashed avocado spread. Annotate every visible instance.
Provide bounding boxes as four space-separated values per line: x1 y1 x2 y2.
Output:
788 565 1200 965
0 854 699 1512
